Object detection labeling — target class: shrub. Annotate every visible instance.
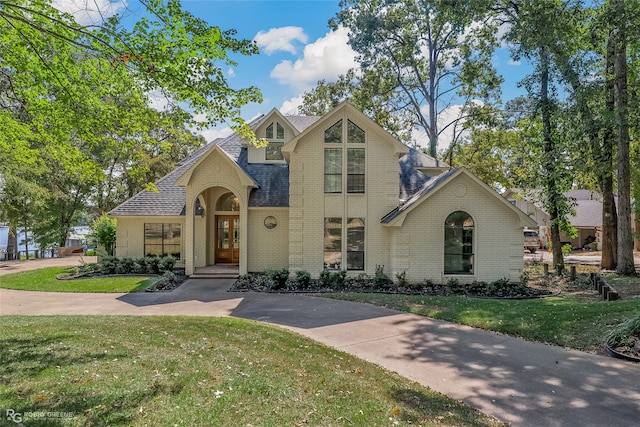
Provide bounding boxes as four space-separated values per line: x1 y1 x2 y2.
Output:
394 271 407 287
266 268 289 290
606 315 640 348
319 269 347 288
119 257 135 274
161 270 176 282
144 256 161 274
99 256 118 275
295 270 311 289
158 256 176 272
373 265 392 289
444 278 459 294
234 274 253 290
91 214 117 256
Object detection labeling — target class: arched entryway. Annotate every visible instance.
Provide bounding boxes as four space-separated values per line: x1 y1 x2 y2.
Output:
213 192 240 264
191 186 243 275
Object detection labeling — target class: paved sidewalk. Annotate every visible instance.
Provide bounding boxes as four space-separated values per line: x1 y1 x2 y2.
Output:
1 279 640 426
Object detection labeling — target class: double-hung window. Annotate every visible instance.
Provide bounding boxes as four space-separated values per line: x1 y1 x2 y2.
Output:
324 217 365 271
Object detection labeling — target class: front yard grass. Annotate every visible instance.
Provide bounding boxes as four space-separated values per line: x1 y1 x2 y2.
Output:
0 316 505 427
325 264 640 354
0 267 154 293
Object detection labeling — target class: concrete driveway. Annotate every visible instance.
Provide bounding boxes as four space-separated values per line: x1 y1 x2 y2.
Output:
2 271 640 427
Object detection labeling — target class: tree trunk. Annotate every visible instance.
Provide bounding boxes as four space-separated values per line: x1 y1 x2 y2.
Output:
540 49 564 273
23 228 29 260
6 226 18 260
613 19 635 275
600 33 618 270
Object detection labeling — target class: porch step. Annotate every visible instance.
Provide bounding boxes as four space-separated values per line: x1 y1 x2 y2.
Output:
189 273 239 280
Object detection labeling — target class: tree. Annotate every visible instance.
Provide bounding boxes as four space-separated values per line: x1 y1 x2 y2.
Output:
610 0 636 275
298 69 412 143
501 0 587 273
92 214 116 256
330 0 501 157
0 0 262 140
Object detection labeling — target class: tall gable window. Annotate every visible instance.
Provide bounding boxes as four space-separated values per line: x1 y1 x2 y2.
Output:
444 211 474 274
265 122 285 161
324 119 366 193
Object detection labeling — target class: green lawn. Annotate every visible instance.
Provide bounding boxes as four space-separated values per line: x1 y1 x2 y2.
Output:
0 316 505 427
0 267 154 292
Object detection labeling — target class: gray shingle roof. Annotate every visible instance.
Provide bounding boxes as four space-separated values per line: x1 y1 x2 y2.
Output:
110 113 442 217
399 148 441 202
382 168 459 224
108 137 226 216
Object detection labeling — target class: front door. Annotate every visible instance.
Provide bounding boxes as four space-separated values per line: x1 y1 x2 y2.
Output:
215 215 239 263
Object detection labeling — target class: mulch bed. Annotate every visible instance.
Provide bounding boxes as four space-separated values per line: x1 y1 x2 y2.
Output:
229 274 555 299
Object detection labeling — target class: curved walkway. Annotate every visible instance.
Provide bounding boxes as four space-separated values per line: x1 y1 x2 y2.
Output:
1 270 640 426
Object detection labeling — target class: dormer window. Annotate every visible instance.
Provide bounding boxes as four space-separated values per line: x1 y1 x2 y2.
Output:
265 122 285 161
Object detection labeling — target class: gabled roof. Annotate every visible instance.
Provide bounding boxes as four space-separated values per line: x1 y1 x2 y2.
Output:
248 108 321 143
382 168 537 227
110 106 447 217
399 148 449 203
281 101 409 158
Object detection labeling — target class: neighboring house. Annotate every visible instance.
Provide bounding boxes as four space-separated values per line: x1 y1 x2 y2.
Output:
110 102 535 283
67 226 92 247
503 189 639 250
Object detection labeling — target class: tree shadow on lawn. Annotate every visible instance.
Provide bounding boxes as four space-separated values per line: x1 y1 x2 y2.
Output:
0 336 167 426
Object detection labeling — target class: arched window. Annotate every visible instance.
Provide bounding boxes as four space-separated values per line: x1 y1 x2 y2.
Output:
444 211 474 274
216 192 239 211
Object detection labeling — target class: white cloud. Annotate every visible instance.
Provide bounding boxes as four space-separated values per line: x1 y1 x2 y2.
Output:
227 68 236 77
279 96 304 116
52 0 127 26
270 26 358 91
508 59 521 66
199 127 234 142
254 26 308 55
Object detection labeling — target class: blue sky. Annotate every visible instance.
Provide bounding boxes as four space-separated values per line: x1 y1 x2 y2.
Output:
56 0 530 147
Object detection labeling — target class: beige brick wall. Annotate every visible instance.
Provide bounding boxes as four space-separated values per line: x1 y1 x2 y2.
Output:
247 208 290 272
288 111 400 277
389 173 524 284
113 216 186 266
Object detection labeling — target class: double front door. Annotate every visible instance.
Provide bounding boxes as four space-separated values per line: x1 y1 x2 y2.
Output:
215 215 239 263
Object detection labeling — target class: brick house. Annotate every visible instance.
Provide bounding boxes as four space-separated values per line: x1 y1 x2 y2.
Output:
110 102 535 283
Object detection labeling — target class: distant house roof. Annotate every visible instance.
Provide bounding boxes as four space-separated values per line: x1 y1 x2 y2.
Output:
503 188 623 229
110 113 446 217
